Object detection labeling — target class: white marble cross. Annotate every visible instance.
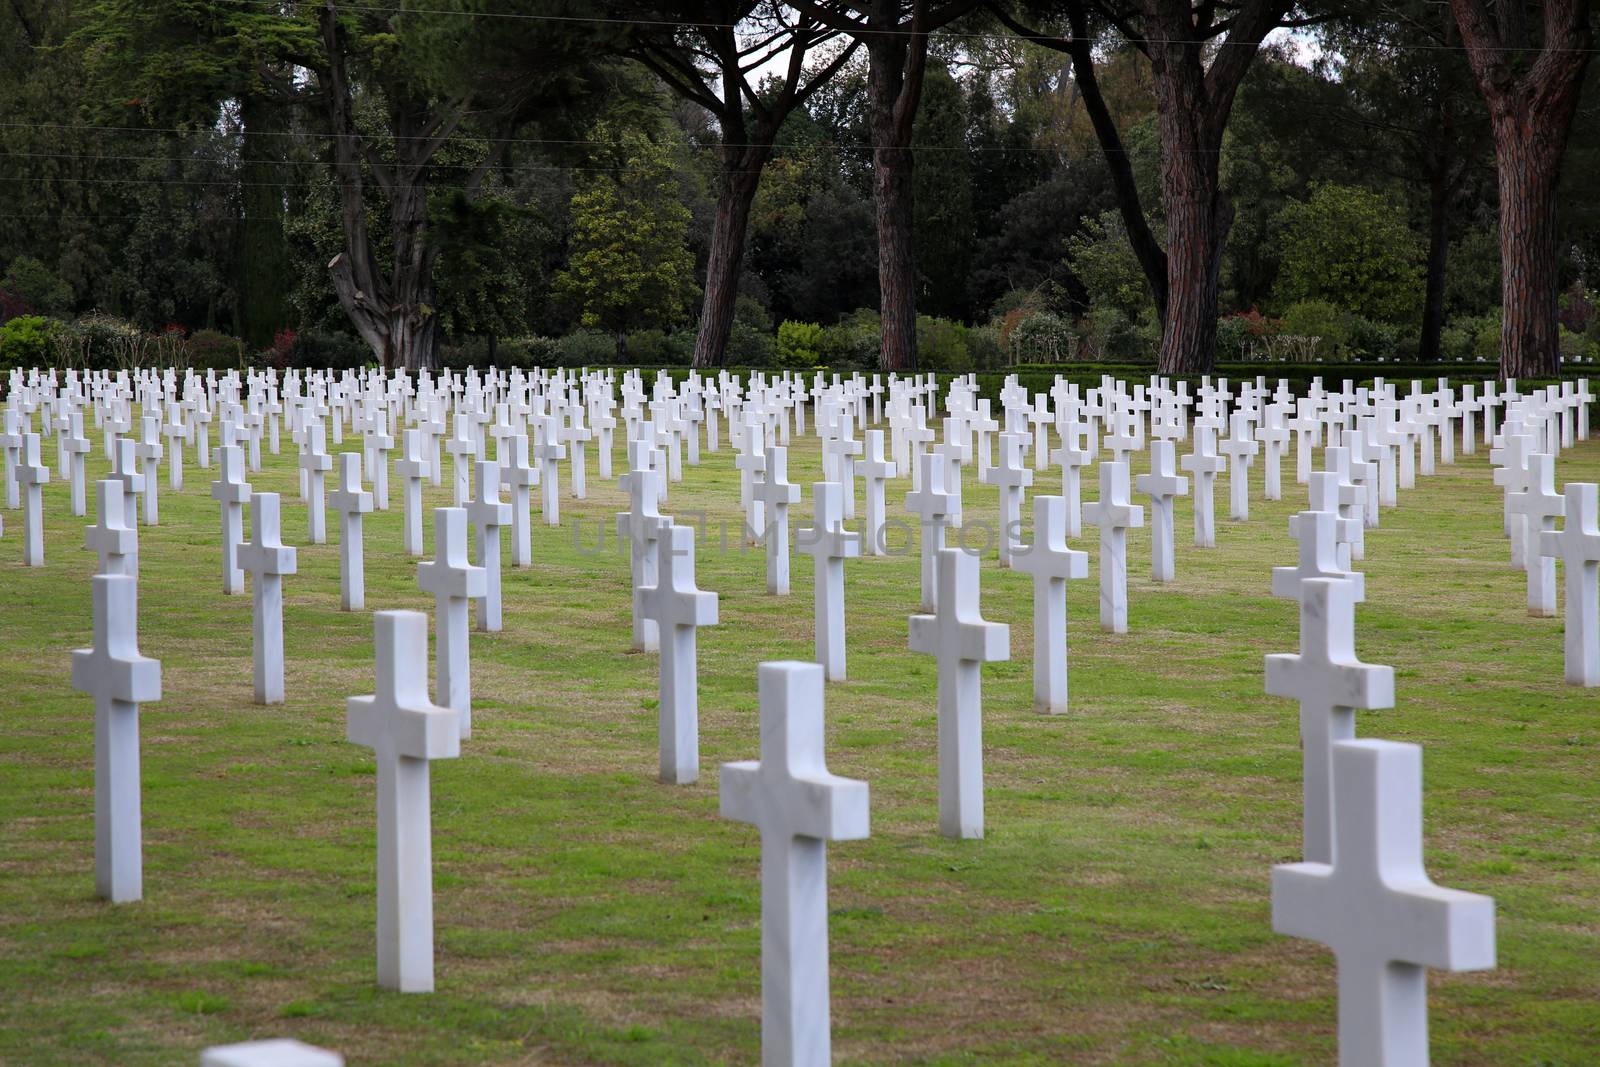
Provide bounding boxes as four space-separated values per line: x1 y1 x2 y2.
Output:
163 405 187 490
16 431 49 566
639 522 718 784
445 414 476 507
300 420 333 545
347 610 461 994
1272 509 1365 605
329 453 373 611
981 431 1033 567
0 407 20 509
735 422 768 545
1266 577 1392 863
1084 460 1144 634
1049 421 1092 538
1011 495 1088 715
618 456 667 651
799 481 861 682
468 460 511 632
909 548 1009 839
1180 422 1224 548
1218 413 1259 521
720 660 869 1067
500 432 535 568
417 507 486 738
758 445 801 595
905 452 954 613
72 573 161 903
239 492 298 705
535 416 565 525
1509 453 1564 616
1272 739 1495 1067
1135 439 1188 582
63 409 90 517
860 428 897 555
1540 482 1600 686
135 415 163 525
210 444 253 594
366 420 394 510
201 1038 344 1067
396 428 430 557
87 479 137 577
1254 406 1289 501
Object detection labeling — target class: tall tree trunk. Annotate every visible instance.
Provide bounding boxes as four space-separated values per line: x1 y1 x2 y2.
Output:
1447 0 1592 381
867 14 925 375
238 92 292 350
1418 161 1450 363
692 159 764 369
1493 117 1565 378
1149 64 1229 374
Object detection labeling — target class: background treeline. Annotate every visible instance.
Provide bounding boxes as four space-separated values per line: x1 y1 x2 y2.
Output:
0 1 1596 379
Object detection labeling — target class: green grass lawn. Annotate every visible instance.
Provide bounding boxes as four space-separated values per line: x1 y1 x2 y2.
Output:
1 415 1597 1065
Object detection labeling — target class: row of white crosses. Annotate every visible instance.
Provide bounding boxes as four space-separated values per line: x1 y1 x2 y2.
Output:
1492 398 1600 685
1266 463 1496 1066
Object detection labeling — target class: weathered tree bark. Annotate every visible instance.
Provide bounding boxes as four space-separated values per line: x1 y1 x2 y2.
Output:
865 1 926 373
237 92 292 350
695 162 766 368
1141 0 1286 374
1448 0 1593 379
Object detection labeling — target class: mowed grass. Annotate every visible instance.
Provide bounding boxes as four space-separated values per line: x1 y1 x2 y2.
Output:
1 410 1597 1066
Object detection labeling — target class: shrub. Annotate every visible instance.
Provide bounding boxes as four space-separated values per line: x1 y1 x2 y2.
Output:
2 256 72 317
0 315 61 373
1275 182 1423 324
1082 306 1157 361
1342 313 1399 361
625 329 693 366
916 316 969 371
1280 299 1349 355
1467 310 1502 362
966 324 1004 371
1438 324 1474 362
819 309 880 369
186 329 245 371
776 320 825 368
1007 310 1075 362
289 329 369 370
729 320 776 365
554 328 614 367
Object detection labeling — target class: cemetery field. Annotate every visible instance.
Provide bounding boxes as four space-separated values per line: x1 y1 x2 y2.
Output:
2 430 1598 1066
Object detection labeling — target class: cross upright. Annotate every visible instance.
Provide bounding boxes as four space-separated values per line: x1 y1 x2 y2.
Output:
239 492 298 705
719 661 869 1067
980 431 1034 568
1135 439 1189 582
417 507 487 739
909 548 1009 839
1541 482 1600 686
347 609 462 994
561 407 593 499
1217 412 1260 521
1011 494 1088 714
210 445 254 594
618 462 667 651
395 428 430 557
535 415 566 526
445 413 476 507
1273 508 1365 605
758 445 802 595
365 418 394 510
735 421 768 544
799 481 861 682
1266 576 1391 864
1049 421 1093 538
300 420 333 545
1272 738 1495 1067
86 479 138 577
905 452 954 612
329 452 374 611
1 407 20 509
499 432 535 567
1083 460 1145 633
1510 453 1565 616
1180 422 1224 548
638 523 719 784
71 573 161 903
1255 405 1290 501
468 460 511 633
162 404 187 490
935 417 970 528
135 415 163 525
63 409 91 517
859 429 897 556
16 431 50 566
